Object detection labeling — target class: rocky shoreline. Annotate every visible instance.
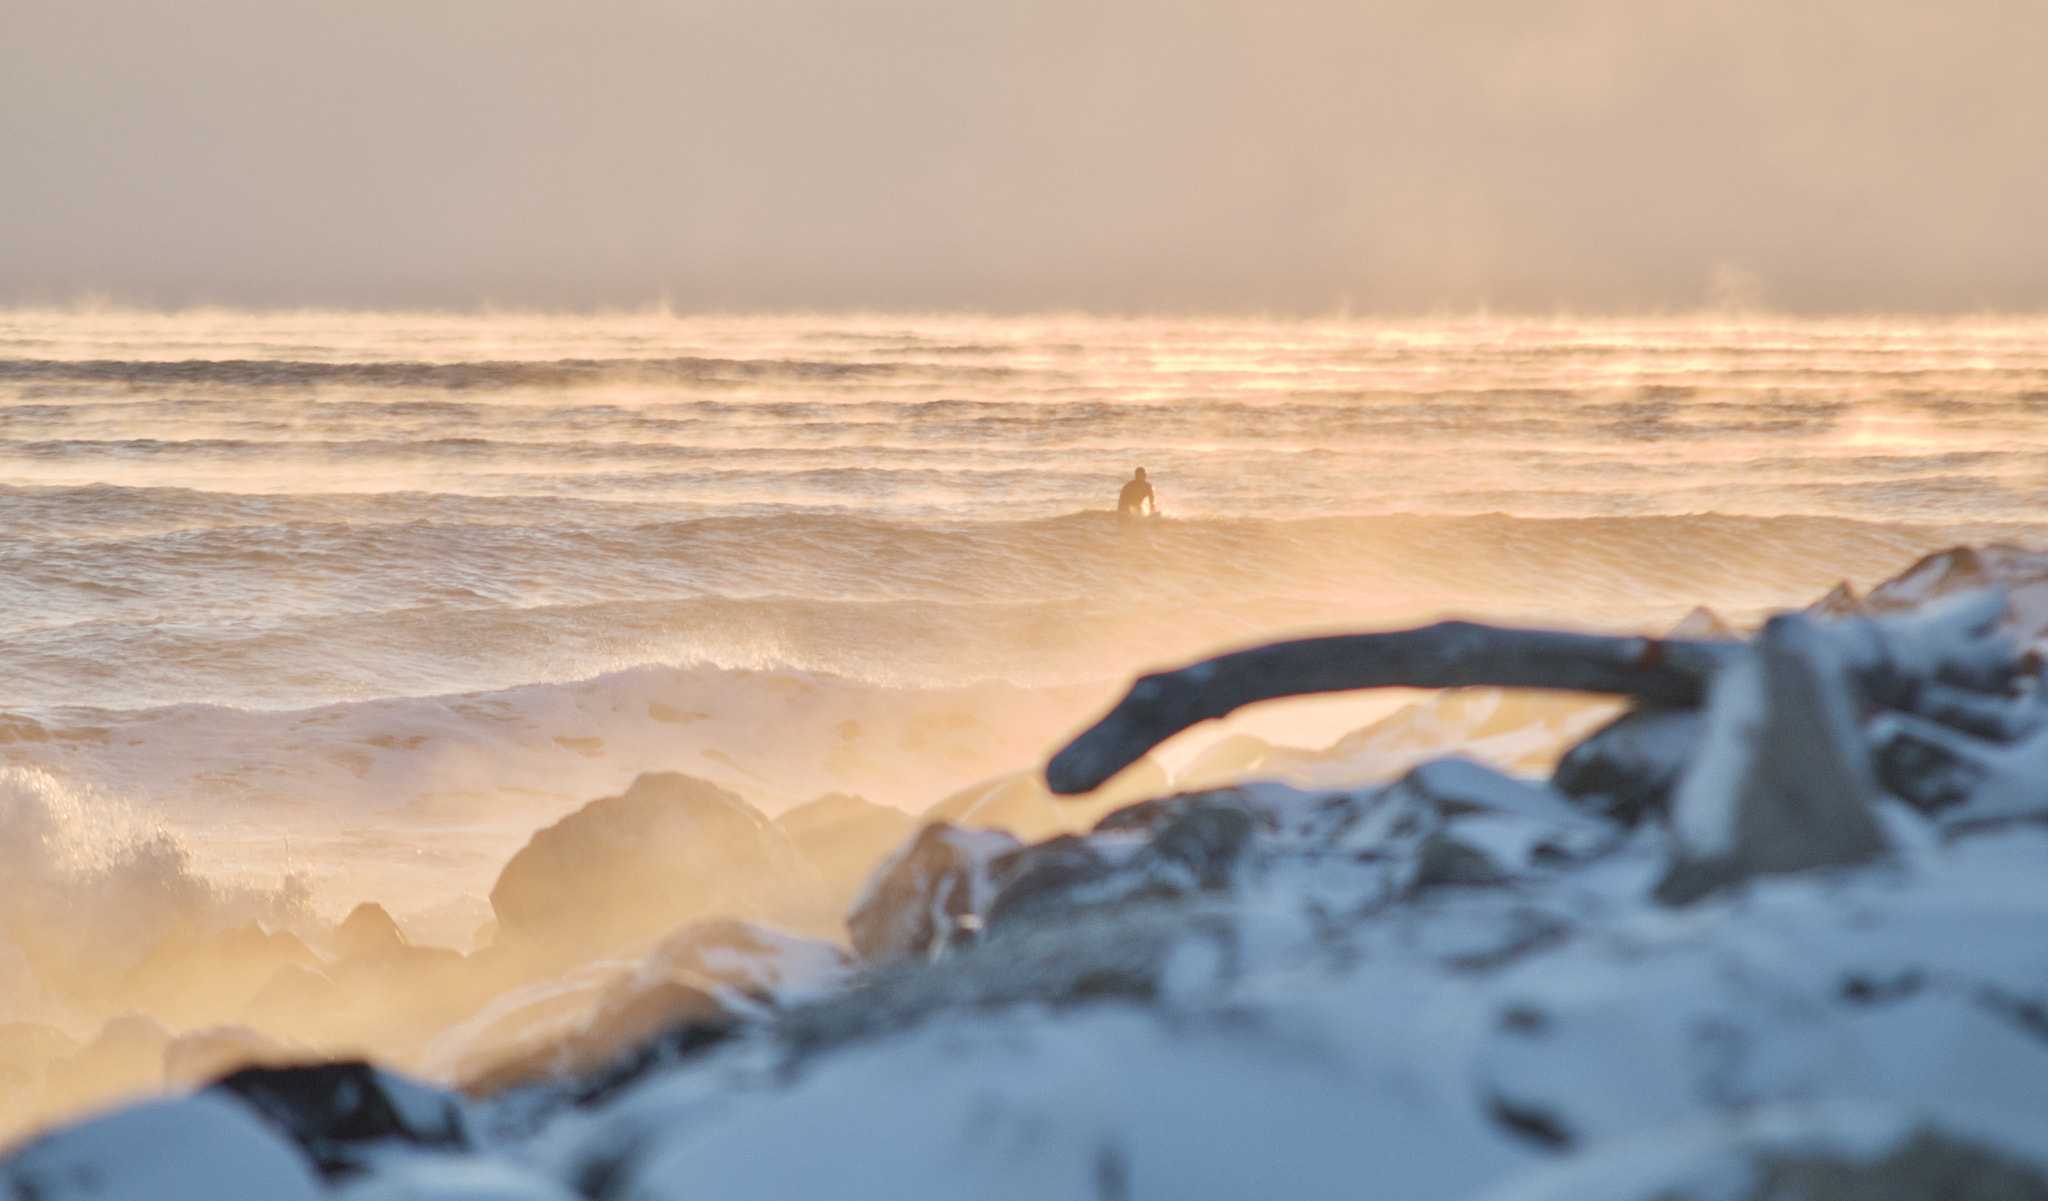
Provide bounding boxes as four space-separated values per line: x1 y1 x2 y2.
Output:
10 546 2048 1200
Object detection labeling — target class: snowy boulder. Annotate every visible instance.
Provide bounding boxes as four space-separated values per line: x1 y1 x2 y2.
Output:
490 773 824 963
1865 544 2048 653
1393 758 1614 874
984 835 1114 930
977 794 1255 937
207 1060 470 1178
1868 546 2011 610
787 811 1277 1055
0 1093 324 1201
1093 788 1256 836
1865 661 2048 831
336 1156 584 1201
1552 706 1704 825
638 918 853 1009
1657 613 1889 905
558 922 853 1102
1480 828 2048 1156
1827 588 2019 712
783 896 1238 1059
602 991 1528 1201
449 922 847 1098
846 822 1021 963
460 969 734 1099
1268 760 1607 894
417 963 643 1089
1283 780 1435 856
1473 1101 2048 1201
1398 757 1605 830
1121 795 1257 895
1874 713 2048 831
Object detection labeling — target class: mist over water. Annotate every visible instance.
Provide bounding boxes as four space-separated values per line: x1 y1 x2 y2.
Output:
1 306 2046 1144
2 309 2046 925
7 311 2046 701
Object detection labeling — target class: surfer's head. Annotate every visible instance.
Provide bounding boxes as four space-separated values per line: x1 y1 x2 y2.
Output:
1134 467 1146 480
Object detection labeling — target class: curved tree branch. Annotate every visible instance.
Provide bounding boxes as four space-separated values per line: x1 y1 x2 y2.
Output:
1045 621 1742 795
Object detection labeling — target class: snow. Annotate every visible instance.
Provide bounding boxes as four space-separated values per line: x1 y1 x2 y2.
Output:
494 777 2048 1201
335 1154 581 1201
14 562 2048 1199
0 1093 323 1200
610 1003 1532 1201
1471 1100 2048 1201
16 743 2048 1200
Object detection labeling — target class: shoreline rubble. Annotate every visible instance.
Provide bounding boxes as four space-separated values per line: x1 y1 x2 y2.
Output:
12 545 2048 1199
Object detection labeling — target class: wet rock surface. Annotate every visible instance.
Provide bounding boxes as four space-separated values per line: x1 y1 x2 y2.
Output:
774 794 916 914
489 773 823 962
333 903 409 962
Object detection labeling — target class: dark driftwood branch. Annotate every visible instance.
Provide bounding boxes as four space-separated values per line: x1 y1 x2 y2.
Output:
1045 621 1742 795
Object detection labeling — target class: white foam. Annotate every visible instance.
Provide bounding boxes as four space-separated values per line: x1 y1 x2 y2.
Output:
0 768 309 1029
0 666 1102 931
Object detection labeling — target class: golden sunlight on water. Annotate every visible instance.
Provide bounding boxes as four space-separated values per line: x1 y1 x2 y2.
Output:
1 308 2046 1142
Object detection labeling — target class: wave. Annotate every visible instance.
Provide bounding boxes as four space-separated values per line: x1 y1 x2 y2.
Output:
0 662 1110 935
0 767 312 1022
0 492 1999 605
0 355 1022 390
0 495 2021 709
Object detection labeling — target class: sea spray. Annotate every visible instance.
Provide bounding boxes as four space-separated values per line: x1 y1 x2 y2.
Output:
2 310 2047 1155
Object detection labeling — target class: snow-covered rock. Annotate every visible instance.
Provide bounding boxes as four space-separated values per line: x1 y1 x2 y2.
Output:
608 1001 1532 1201
1657 612 1889 904
845 822 1021 963
335 1154 584 1200
206 1060 471 1178
23 548 2048 1201
508 800 2048 1201
638 919 853 1009
451 921 851 1097
0 1093 324 1200
1551 705 1703 824
1472 1100 2048 1201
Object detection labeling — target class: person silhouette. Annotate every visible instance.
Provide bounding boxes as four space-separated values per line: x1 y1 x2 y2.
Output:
1117 467 1158 517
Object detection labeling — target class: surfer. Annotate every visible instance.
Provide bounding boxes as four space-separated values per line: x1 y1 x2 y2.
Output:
1117 467 1158 517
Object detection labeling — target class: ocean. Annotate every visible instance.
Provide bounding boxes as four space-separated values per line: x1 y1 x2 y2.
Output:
2 308 2045 947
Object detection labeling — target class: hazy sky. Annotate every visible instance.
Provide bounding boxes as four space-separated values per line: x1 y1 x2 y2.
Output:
3 0 2045 313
